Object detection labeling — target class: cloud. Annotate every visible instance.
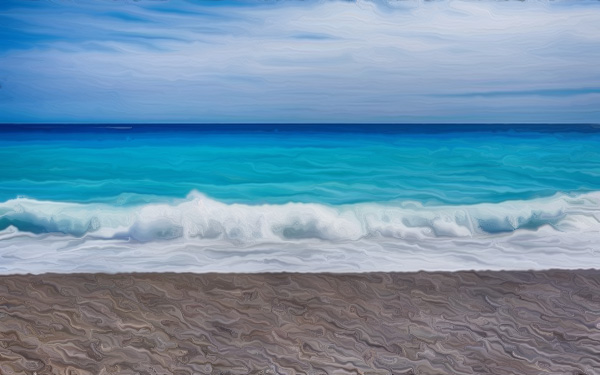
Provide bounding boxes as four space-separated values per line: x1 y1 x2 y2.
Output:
433 88 600 98
0 0 599 123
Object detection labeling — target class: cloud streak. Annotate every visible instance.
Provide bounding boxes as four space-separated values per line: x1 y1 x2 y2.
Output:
0 0 599 123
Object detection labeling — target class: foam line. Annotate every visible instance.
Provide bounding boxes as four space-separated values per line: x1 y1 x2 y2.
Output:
1 191 599 274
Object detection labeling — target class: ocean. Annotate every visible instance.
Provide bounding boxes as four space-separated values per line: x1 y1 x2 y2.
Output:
1 124 599 274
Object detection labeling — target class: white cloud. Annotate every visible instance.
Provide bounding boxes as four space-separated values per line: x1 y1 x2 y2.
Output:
1 0 599 122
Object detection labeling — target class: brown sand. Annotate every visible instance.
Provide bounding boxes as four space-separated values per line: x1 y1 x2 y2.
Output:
0 270 599 375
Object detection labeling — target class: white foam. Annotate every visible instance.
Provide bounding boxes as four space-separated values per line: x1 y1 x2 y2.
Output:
2 191 598 243
1 191 599 274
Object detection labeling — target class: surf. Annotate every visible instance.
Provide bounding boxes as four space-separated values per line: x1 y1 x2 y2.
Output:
1 190 598 244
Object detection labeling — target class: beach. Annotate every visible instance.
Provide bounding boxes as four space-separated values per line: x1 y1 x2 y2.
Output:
1 270 598 374
3 0 600 372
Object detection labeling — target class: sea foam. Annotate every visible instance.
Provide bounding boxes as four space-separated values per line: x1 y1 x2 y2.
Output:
2 191 599 274
1 191 598 244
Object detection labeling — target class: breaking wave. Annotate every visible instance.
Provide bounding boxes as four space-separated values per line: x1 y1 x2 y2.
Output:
1 191 598 244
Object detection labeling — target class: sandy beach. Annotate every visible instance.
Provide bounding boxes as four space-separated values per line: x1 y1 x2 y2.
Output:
1 270 598 375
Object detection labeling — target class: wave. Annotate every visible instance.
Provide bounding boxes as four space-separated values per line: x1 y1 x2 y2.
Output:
1 191 600 274
1 191 599 244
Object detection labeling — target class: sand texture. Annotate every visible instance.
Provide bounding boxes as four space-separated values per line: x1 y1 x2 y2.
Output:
1 270 599 375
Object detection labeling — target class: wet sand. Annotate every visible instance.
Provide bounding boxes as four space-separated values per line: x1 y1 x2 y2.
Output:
1 270 599 375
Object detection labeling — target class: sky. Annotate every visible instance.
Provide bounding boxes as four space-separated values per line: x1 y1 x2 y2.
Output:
0 0 599 123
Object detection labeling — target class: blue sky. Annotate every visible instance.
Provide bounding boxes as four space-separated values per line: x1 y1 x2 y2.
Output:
1 0 599 123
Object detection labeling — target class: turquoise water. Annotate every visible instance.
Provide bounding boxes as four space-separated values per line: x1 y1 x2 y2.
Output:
1 125 599 205
2 124 600 273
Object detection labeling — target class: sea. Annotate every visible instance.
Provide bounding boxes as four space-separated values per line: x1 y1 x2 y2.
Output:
1 124 599 274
